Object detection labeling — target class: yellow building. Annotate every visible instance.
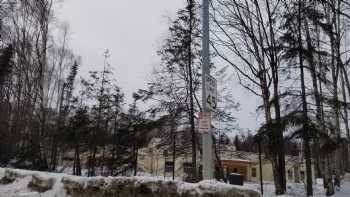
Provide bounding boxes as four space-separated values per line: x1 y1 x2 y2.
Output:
137 138 315 183
137 138 198 180
220 149 316 183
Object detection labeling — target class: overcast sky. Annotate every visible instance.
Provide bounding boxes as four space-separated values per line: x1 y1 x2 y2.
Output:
58 0 184 99
57 0 260 132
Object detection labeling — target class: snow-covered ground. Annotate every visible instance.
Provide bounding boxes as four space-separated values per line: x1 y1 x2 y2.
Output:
0 168 67 197
0 168 349 197
0 168 259 197
244 180 350 197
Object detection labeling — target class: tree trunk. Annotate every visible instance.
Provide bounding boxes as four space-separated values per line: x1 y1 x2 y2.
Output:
170 112 176 180
264 0 286 193
187 0 197 182
73 144 81 176
133 126 138 176
341 70 350 171
305 19 323 178
213 136 225 181
298 1 313 195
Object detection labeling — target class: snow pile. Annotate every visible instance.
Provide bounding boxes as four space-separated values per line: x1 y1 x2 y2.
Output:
244 181 350 197
0 168 260 197
61 175 260 197
343 173 350 182
0 168 67 197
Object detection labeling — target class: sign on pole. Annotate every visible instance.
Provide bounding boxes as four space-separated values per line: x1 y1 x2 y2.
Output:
198 112 211 134
205 74 217 111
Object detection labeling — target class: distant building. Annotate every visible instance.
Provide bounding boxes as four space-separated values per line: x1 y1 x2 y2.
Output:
137 138 199 181
219 147 316 183
137 138 315 183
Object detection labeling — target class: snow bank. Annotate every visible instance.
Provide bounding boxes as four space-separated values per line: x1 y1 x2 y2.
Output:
0 168 260 197
343 173 350 182
0 168 67 197
244 181 350 197
61 175 261 197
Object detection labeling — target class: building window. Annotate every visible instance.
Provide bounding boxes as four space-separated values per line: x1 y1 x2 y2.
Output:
300 171 305 181
183 162 193 174
288 170 293 180
165 161 174 173
251 167 257 177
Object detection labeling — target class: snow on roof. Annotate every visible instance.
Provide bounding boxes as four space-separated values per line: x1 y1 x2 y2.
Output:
220 149 260 163
219 149 300 164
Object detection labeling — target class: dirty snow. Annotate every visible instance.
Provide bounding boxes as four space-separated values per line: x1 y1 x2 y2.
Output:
0 167 350 197
0 168 67 197
244 181 350 197
0 168 257 197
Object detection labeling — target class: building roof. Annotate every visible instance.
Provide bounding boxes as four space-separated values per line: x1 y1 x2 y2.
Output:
220 149 258 162
219 148 301 165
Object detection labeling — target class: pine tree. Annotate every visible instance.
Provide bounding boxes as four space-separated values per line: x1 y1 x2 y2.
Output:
148 2 202 181
68 105 90 176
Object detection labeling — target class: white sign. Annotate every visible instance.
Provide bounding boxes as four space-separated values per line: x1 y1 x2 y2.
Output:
198 112 211 133
205 74 217 111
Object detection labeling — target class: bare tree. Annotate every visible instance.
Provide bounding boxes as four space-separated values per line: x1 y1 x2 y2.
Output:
211 0 286 194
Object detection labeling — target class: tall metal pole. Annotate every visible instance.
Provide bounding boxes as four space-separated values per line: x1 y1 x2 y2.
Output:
202 0 214 180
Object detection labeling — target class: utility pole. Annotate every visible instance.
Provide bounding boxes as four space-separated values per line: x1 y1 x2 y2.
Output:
201 0 214 180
